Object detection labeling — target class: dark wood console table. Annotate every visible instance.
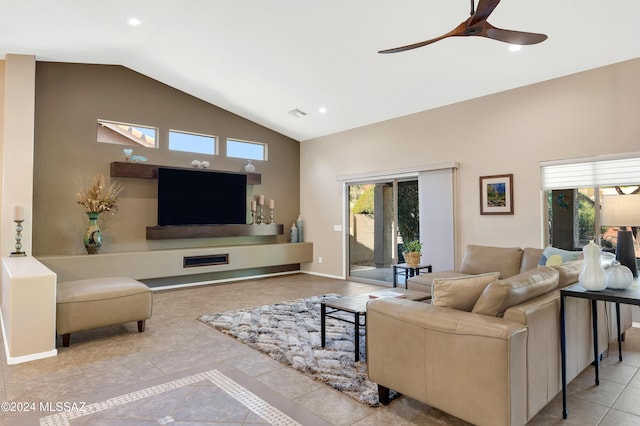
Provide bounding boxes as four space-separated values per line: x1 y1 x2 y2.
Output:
560 282 640 419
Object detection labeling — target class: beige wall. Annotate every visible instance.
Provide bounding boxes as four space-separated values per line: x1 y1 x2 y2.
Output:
300 58 640 278
33 63 300 255
2 55 36 256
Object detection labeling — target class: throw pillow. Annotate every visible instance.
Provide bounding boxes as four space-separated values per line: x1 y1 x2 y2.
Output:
431 272 500 312
471 266 559 317
538 246 581 266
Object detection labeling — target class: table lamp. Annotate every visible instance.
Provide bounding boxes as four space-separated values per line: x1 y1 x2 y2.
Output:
600 194 640 277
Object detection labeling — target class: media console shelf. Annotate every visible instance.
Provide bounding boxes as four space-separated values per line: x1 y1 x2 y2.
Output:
146 223 283 240
110 162 261 185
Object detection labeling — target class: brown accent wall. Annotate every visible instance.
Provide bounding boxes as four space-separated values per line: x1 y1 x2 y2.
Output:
33 63 300 255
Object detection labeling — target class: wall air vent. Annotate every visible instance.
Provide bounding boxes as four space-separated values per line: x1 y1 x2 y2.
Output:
183 254 229 268
287 108 307 118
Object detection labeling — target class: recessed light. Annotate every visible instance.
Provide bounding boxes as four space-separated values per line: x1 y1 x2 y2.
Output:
509 45 521 52
127 18 142 26
318 107 327 114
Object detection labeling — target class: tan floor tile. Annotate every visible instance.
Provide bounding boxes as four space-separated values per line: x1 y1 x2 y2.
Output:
294 385 374 426
255 364 324 399
600 408 640 426
613 385 640 416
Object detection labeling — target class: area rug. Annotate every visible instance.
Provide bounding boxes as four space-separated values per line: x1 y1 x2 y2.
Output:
198 294 396 406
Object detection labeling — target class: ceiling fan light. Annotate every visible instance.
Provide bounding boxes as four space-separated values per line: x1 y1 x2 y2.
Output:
509 45 522 52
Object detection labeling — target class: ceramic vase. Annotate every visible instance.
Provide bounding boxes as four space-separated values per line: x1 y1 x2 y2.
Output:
84 212 103 254
244 160 256 173
606 261 633 289
578 241 606 291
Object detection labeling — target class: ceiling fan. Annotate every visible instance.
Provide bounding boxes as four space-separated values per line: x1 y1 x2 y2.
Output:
378 0 547 54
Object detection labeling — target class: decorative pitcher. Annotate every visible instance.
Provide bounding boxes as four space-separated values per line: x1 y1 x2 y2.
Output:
578 241 606 291
84 212 103 254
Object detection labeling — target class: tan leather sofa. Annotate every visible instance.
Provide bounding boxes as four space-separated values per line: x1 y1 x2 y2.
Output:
367 245 632 426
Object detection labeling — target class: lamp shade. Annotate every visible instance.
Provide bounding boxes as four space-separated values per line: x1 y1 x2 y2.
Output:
600 194 640 226
600 194 640 278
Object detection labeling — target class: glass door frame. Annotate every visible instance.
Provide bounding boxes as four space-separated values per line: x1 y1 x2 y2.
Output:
345 176 418 285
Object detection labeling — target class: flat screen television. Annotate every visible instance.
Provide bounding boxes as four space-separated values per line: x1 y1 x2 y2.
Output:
157 167 247 226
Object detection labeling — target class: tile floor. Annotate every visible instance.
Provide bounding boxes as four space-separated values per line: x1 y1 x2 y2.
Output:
1 273 640 425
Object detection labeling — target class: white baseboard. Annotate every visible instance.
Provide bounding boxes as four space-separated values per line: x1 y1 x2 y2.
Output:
299 270 345 280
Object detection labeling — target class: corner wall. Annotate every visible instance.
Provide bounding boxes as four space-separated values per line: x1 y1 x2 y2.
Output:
300 57 640 278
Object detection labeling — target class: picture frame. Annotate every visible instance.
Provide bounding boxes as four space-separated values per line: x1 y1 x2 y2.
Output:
479 174 514 215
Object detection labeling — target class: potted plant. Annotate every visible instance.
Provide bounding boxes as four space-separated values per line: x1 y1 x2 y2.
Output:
402 240 423 267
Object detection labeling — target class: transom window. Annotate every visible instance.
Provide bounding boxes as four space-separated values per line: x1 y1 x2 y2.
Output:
97 119 157 148
169 130 217 155
226 138 267 161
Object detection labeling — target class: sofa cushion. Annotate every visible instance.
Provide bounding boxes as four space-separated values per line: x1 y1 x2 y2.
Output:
520 248 544 272
538 246 581 266
460 245 523 278
406 271 470 295
431 272 500 311
471 266 560 317
551 260 582 288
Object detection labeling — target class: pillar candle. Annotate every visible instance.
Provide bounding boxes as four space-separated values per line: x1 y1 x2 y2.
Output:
269 199 275 209
251 200 257 211
258 194 265 205
14 206 24 221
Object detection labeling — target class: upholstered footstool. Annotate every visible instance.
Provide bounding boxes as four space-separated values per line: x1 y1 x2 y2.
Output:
56 277 153 347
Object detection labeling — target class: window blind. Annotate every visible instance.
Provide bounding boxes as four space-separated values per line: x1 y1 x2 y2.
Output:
541 153 640 190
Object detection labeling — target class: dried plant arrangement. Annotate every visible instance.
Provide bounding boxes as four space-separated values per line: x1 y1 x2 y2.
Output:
76 173 124 214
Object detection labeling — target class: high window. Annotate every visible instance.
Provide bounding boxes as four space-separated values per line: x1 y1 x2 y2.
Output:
97 119 157 148
169 130 217 155
226 139 267 161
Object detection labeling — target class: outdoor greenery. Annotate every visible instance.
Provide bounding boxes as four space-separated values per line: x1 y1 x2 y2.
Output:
351 185 374 214
398 180 419 245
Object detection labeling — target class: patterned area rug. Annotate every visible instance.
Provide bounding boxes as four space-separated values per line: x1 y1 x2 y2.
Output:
199 294 395 406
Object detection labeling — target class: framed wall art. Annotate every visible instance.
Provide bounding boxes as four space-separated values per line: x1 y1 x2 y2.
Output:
479 174 513 215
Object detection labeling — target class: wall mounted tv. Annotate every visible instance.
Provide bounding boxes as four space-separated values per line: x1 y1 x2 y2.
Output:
157 167 247 226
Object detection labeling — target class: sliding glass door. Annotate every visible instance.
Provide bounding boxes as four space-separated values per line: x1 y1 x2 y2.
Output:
347 179 419 285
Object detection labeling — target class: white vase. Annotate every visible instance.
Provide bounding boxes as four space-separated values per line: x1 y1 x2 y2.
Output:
244 160 256 173
578 241 607 291
606 261 633 289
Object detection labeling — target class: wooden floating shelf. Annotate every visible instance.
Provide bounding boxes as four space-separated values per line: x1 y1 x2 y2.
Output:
110 161 261 185
146 223 283 240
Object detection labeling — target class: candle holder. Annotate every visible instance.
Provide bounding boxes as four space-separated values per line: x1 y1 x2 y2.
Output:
10 220 26 257
250 208 257 225
268 208 275 224
258 205 265 225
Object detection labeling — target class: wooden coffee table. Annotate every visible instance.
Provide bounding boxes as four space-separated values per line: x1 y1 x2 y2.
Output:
320 288 430 361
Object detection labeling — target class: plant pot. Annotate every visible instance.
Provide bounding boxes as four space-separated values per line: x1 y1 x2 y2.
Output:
404 251 421 267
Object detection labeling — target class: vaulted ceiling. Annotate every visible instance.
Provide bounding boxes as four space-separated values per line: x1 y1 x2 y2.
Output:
2 1 639 141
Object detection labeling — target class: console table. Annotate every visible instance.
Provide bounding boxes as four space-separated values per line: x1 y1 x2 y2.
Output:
560 283 640 419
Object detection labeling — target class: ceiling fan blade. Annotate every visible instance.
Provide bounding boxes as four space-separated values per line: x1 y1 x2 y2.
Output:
484 23 547 45
469 0 501 26
378 22 467 54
